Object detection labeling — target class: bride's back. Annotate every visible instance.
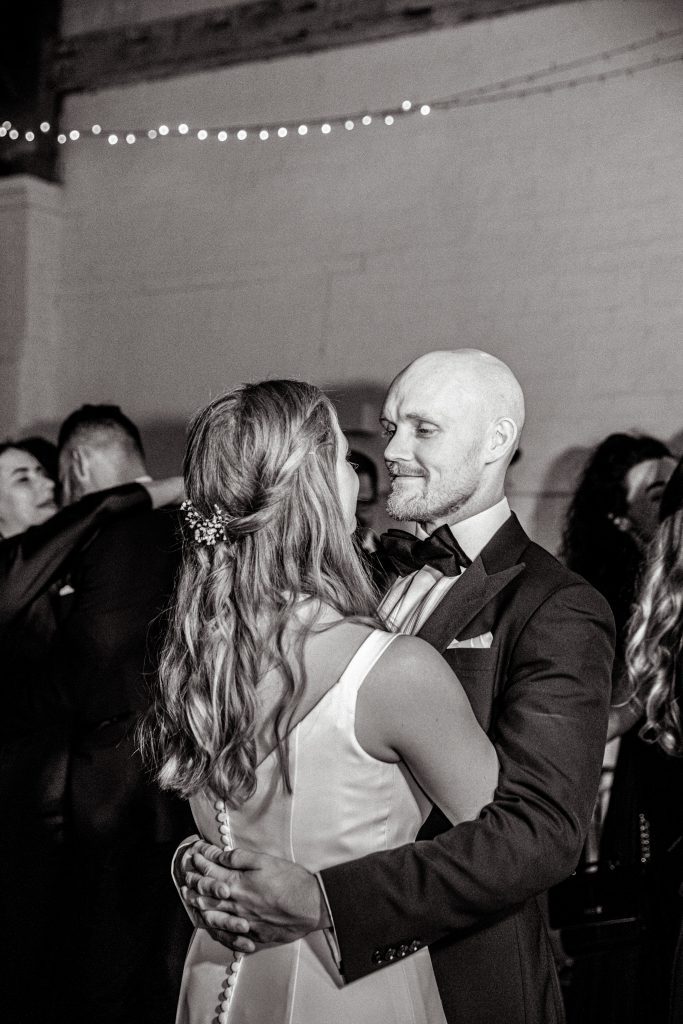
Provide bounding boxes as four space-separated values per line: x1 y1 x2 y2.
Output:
190 619 431 870
177 621 445 1024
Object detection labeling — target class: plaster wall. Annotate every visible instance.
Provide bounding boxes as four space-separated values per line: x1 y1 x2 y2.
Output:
25 0 683 548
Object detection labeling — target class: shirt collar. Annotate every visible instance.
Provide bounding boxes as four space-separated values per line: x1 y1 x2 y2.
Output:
415 496 511 562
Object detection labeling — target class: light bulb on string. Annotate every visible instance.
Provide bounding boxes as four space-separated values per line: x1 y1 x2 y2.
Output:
420 104 431 116
91 124 101 135
344 120 354 131
125 133 136 144
362 115 372 126
217 130 228 142
57 134 66 144
384 115 394 125
40 121 50 133
298 124 308 136
147 129 157 139
401 100 412 111
158 124 169 136
277 127 287 138
321 123 331 134
197 129 208 140
237 129 247 140
2 120 11 130
108 134 118 145
259 129 269 140
9 129 19 140
69 129 80 140
0 127 6 138
177 123 189 135
25 131 34 142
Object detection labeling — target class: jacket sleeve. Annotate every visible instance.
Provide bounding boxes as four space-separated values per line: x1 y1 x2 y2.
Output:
0 483 150 625
320 581 615 982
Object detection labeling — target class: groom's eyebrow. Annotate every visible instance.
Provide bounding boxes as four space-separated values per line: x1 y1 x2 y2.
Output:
406 412 439 426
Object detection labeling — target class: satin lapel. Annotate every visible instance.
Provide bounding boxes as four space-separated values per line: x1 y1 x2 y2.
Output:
417 557 524 652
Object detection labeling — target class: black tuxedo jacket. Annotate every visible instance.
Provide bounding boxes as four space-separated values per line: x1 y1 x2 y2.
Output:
0 484 151 840
57 502 193 846
322 514 615 1024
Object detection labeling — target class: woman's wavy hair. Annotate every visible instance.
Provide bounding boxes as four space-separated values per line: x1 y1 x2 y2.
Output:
627 456 683 755
561 433 671 633
141 379 377 805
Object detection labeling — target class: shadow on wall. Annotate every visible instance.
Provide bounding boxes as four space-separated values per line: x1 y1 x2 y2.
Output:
530 445 590 557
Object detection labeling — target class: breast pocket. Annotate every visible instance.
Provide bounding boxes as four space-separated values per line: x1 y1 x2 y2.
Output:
444 647 498 731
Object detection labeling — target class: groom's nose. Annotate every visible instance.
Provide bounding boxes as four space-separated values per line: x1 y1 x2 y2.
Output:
384 430 411 464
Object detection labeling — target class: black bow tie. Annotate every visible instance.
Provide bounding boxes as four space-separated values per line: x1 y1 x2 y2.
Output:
380 525 472 577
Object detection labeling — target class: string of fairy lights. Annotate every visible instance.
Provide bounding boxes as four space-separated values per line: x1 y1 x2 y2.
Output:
1 27 682 149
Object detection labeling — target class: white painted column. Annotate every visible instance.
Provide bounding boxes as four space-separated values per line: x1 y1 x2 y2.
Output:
0 174 63 438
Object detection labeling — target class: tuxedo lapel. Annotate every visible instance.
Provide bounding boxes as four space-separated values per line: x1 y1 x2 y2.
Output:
417 514 529 652
417 559 523 651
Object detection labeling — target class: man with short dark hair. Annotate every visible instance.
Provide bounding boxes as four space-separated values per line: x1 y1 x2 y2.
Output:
57 404 192 1024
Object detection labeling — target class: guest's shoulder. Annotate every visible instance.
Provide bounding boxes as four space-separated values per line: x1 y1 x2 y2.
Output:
521 538 614 623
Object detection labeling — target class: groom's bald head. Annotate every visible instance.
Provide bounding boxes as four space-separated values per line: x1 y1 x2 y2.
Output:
381 349 524 528
392 349 525 452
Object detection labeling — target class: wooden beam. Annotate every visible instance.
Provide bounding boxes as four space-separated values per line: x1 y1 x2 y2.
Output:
51 0 573 94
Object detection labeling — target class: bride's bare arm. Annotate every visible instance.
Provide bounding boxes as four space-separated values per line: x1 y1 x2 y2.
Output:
355 635 498 823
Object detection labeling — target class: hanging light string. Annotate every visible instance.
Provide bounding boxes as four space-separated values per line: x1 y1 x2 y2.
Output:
1 27 681 146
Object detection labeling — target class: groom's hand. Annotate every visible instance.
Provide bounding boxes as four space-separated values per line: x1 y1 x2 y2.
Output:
181 841 330 951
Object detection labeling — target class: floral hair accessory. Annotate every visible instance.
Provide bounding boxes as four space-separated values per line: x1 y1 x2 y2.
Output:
181 499 230 547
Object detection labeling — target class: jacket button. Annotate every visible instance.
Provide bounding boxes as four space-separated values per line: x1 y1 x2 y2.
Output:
385 947 397 961
398 944 410 957
409 939 421 952
371 950 383 965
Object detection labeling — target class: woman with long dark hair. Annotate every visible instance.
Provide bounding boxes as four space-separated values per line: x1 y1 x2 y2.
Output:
143 380 498 1024
626 456 683 1023
555 433 676 1024
561 433 674 642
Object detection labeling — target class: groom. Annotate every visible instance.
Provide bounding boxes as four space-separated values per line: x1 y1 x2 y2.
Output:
180 349 615 1023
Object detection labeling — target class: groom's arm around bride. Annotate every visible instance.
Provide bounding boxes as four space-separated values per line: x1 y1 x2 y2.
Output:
180 350 616 1024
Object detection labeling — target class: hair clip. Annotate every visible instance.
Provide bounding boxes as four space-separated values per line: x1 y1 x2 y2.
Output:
181 499 229 547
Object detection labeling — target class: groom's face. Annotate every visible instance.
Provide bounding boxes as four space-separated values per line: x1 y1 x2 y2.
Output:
380 369 487 528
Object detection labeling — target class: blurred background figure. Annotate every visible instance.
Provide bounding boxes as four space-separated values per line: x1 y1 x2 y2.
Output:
551 432 678 1024
0 427 185 1023
56 404 193 1024
561 433 675 645
0 440 57 537
0 440 67 1019
18 435 60 488
625 455 683 1024
349 447 380 553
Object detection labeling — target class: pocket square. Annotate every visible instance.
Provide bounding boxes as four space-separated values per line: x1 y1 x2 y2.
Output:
58 584 75 596
447 631 493 649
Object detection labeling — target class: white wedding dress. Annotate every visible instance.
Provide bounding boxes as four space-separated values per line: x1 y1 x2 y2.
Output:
176 629 447 1024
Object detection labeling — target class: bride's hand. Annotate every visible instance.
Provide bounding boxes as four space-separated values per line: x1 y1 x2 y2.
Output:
182 841 330 951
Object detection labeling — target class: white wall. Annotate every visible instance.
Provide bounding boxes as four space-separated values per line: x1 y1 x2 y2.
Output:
22 0 683 548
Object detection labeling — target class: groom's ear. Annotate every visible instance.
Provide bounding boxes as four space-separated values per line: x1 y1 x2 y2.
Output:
486 417 518 465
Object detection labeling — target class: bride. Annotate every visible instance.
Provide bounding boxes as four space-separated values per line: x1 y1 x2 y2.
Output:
143 379 498 1024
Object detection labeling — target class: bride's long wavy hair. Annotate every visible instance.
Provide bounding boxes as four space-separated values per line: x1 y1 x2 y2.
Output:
141 380 378 805
626 458 683 755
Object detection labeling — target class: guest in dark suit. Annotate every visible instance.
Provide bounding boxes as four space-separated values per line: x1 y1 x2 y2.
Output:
56 405 193 1024
177 350 615 1024
0 441 178 1023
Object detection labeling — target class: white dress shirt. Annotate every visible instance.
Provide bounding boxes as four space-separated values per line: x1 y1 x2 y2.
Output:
379 497 511 636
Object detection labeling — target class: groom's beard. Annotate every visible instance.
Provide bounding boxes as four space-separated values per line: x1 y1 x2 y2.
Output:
385 462 479 524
